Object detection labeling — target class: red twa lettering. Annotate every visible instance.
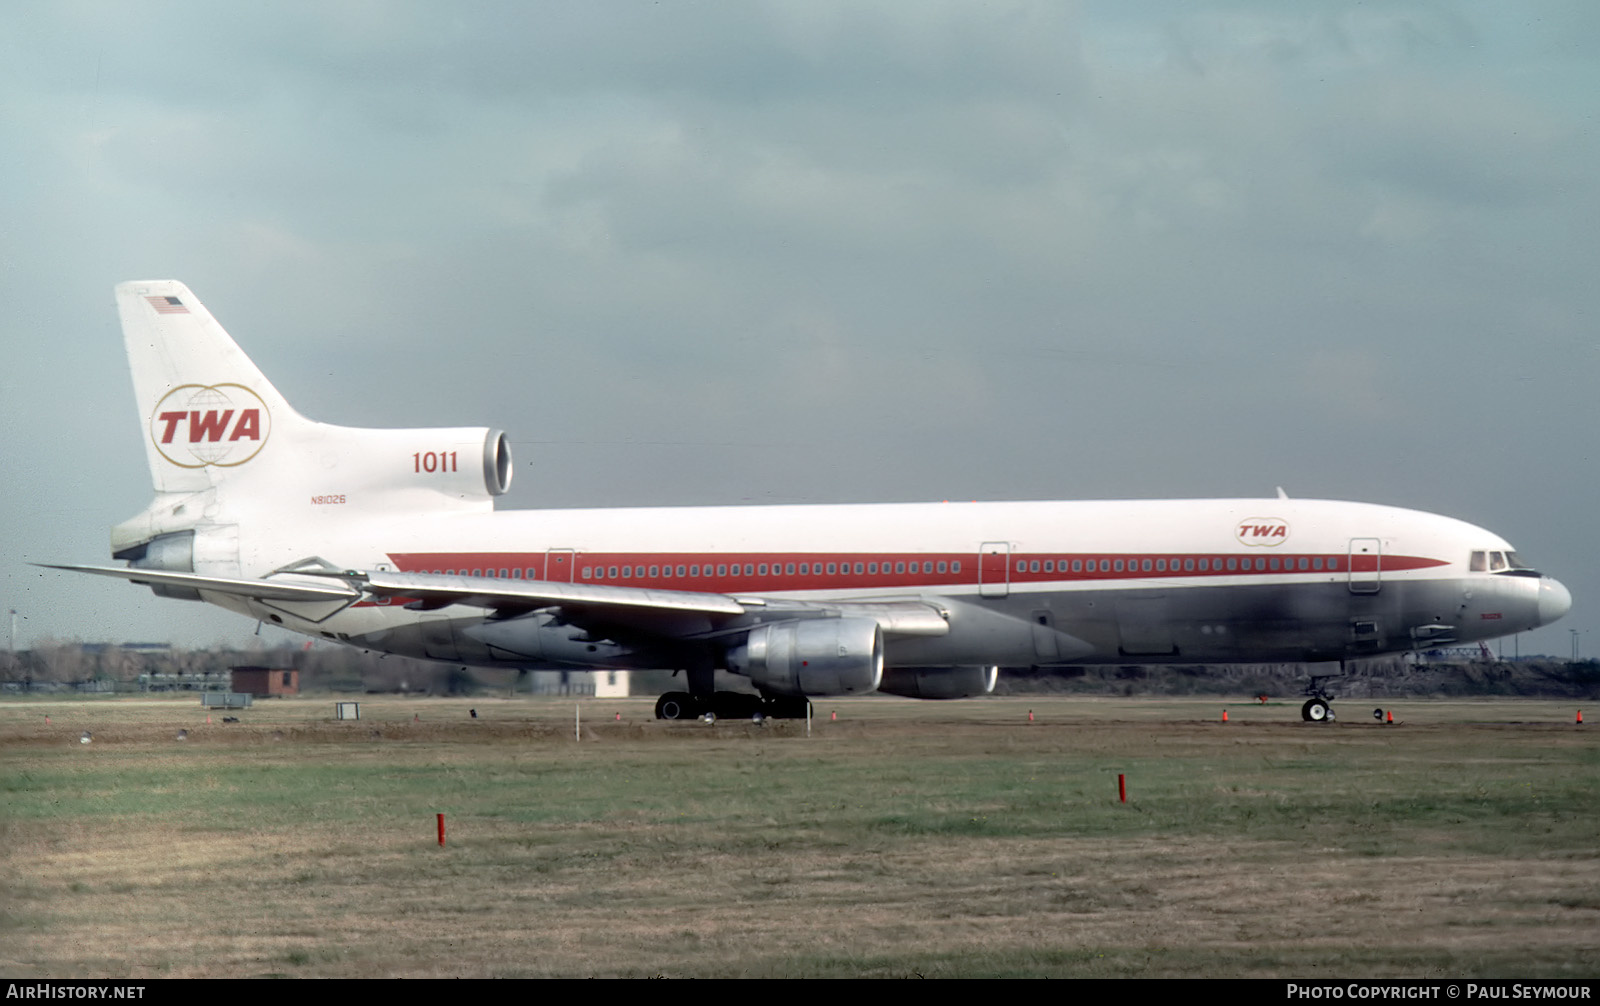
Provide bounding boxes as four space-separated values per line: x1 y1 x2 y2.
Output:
229 409 260 441
188 410 234 442
157 411 186 444
1241 525 1286 538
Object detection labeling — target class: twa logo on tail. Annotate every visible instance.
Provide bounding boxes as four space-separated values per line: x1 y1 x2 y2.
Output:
149 383 272 468
1235 516 1289 546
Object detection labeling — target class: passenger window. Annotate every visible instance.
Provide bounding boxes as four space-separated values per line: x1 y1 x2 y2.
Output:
936 561 947 574
869 562 878 575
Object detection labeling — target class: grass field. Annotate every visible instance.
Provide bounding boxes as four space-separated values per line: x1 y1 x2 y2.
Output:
1 695 1596 978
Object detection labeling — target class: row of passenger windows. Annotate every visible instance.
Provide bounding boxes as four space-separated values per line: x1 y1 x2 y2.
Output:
583 559 962 580
1024 556 1340 573
416 556 1341 579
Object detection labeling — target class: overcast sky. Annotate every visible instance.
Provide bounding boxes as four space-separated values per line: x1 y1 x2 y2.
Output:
2 1 1595 659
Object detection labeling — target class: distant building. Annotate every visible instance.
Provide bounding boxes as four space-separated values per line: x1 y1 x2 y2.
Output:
232 666 299 697
524 669 630 697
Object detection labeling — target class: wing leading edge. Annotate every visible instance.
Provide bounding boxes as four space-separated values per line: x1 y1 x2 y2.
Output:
336 569 951 639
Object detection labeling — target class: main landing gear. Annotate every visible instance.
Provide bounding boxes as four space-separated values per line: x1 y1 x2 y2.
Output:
1301 674 1339 723
653 691 812 721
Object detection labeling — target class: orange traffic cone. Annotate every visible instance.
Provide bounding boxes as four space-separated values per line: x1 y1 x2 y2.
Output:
831 710 837 721
1578 710 1584 725
1386 710 1394 725
615 712 621 721
1221 709 1229 723
1028 709 1034 722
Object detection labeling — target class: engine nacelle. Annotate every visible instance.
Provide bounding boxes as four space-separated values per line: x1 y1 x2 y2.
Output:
726 617 883 697
877 665 999 700
315 425 512 504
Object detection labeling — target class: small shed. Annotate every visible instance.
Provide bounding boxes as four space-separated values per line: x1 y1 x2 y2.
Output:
231 666 299 697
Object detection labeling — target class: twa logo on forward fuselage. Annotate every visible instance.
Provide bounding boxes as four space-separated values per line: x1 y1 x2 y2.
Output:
1235 517 1289 546
149 384 272 468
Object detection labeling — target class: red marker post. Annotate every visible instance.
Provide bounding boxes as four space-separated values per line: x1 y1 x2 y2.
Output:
1118 773 1126 804
437 813 445 848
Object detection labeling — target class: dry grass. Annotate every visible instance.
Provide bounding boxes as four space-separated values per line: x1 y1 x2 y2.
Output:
2 695 1596 977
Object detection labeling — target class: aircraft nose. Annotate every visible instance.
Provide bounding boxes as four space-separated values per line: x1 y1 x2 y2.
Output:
1538 577 1572 627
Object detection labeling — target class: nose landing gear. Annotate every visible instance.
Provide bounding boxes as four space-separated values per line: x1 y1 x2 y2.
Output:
1300 674 1339 722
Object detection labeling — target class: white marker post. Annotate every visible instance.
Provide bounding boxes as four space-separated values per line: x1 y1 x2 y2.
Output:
574 703 580 743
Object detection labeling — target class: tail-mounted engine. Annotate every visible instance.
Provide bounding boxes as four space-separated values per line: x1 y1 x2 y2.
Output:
319 425 512 505
726 617 884 697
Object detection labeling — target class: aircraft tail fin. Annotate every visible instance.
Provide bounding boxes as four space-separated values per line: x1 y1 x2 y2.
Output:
112 282 513 565
116 281 304 495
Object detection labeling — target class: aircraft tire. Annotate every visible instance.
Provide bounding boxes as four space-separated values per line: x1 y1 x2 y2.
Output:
1302 698 1331 723
712 692 763 720
655 692 697 721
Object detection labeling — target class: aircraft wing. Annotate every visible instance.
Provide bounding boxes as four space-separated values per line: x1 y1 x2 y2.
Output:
341 570 950 639
36 563 362 602
355 570 747 616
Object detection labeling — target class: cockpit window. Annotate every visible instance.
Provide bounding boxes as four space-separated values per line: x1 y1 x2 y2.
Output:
1478 548 1539 575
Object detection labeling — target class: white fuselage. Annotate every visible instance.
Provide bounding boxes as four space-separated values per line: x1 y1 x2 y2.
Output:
208 496 1566 670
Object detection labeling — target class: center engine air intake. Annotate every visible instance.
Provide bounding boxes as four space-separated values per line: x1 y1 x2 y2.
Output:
726 617 884 697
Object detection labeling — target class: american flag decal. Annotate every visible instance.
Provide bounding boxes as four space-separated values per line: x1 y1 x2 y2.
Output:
145 295 189 314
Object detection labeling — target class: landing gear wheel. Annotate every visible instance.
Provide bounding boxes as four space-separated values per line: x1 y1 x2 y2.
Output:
711 691 763 720
655 692 697 720
1301 698 1331 722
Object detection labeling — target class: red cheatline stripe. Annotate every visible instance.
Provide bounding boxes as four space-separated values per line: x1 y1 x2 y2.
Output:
381 550 1447 594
